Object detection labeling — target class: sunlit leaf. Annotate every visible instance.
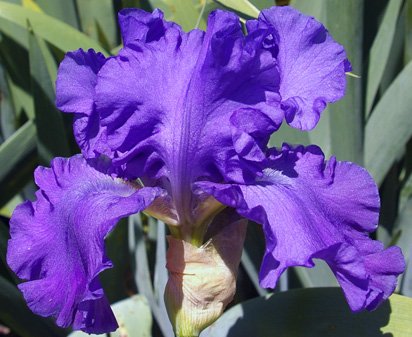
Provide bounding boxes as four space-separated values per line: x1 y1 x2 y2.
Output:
22 0 42 13
325 0 364 163
148 0 206 31
35 0 79 28
364 61 412 185
0 1 107 54
366 0 403 115
28 23 70 163
294 261 338 289
395 199 412 296
76 0 117 49
128 214 174 337
214 0 259 18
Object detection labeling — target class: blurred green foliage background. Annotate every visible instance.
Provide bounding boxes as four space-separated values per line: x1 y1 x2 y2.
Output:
1 0 412 336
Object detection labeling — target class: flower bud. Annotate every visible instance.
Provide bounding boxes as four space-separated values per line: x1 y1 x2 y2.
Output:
164 215 247 337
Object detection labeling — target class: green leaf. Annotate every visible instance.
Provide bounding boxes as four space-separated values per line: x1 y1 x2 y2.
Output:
294 260 338 289
34 0 79 28
111 295 152 337
128 214 174 337
366 0 403 115
0 120 36 183
325 0 364 163
0 1 108 54
395 199 412 295
153 219 169 323
202 288 412 337
405 0 412 63
364 61 412 185
379 3 405 93
269 123 311 148
214 0 260 18
148 0 206 31
68 295 153 337
0 71 17 139
0 33 32 116
290 0 325 20
6 77 35 120
250 0 274 10
28 24 71 163
76 0 117 49
0 275 68 337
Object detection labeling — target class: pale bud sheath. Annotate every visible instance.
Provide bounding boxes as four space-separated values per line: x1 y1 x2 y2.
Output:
164 218 247 337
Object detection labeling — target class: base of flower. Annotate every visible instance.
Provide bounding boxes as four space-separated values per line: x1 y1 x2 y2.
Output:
164 215 247 337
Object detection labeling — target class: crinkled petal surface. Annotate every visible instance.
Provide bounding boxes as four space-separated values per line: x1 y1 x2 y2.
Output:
7 155 161 333
55 49 110 158
197 144 405 311
247 6 350 130
94 8 282 194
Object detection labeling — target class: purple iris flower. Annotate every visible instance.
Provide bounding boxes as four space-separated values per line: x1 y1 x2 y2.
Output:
7 6 405 334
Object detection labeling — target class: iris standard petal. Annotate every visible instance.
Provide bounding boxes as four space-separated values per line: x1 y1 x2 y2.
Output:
95 9 282 190
197 144 405 311
55 49 110 158
248 6 350 130
118 8 179 45
7 155 161 333
93 9 283 223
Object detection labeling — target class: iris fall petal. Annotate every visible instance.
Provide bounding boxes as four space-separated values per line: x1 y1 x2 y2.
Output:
197 144 405 311
7 155 161 333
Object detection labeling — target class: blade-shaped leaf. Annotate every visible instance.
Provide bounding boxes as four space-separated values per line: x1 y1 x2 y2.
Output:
128 214 174 337
28 25 70 163
405 0 412 63
395 199 412 295
364 61 412 185
251 0 274 10
366 0 403 115
0 68 16 139
326 0 364 163
0 34 32 115
148 0 206 31
269 123 311 148
290 0 325 20
34 0 79 28
213 0 259 18
202 288 412 337
0 2 107 54
293 260 338 288
154 219 170 327
0 120 36 183
76 0 117 49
